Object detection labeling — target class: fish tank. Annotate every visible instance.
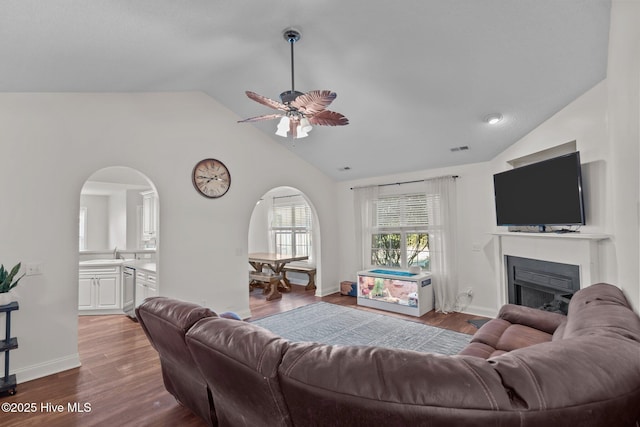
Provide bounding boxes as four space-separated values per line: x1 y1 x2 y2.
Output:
357 269 433 317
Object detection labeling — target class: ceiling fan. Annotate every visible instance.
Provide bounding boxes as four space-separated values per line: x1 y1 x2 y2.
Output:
238 28 349 139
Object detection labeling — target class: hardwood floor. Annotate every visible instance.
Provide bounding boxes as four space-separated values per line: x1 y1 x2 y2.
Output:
1 287 488 426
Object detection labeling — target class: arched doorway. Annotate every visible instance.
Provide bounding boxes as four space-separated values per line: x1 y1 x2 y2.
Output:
78 166 159 316
247 186 321 309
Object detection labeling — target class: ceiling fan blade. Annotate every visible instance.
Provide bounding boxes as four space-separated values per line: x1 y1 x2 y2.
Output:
245 91 289 111
290 90 337 116
237 113 283 123
308 110 349 126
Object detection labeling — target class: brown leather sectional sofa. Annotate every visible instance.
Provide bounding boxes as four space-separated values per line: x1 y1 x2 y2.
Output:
137 283 640 426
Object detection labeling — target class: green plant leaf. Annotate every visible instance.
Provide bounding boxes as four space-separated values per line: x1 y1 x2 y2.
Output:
0 262 24 293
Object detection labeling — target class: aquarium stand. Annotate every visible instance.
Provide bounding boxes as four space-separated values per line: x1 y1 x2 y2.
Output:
1 301 19 396
357 269 433 317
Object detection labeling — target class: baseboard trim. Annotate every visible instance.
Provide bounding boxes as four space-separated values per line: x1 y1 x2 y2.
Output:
235 308 252 320
14 353 82 383
315 286 339 297
461 304 498 318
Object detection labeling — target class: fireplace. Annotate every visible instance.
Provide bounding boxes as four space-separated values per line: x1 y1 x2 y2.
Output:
506 256 580 314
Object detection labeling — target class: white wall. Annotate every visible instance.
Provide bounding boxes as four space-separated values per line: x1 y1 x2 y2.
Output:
80 190 135 251
108 191 127 250
607 0 640 309
0 91 340 382
80 195 109 250
126 189 143 249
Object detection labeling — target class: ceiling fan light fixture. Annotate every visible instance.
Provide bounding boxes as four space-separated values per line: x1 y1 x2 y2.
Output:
296 127 309 138
275 116 290 137
299 117 312 133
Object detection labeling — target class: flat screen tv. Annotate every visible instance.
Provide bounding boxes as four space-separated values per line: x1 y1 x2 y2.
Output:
493 151 585 227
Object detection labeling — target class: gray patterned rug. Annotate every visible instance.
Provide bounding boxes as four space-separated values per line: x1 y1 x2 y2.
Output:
251 302 471 355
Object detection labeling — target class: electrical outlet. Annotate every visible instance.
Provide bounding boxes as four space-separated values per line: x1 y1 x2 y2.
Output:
25 263 43 276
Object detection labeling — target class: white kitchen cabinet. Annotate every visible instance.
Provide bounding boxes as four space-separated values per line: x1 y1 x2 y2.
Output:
141 190 158 243
79 266 121 313
135 268 158 307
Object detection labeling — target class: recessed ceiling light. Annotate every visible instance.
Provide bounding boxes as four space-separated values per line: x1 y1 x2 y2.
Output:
484 113 503 125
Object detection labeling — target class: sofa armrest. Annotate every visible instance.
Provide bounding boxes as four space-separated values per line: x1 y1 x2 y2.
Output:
498 304 566 335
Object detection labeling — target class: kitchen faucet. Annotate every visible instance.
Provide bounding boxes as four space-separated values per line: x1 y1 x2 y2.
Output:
113 247 118 259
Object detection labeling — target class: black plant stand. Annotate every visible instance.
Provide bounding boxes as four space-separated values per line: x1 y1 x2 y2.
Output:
0 301 18 396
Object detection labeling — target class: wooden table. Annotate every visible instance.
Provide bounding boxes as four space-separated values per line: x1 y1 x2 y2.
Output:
248 253 309 300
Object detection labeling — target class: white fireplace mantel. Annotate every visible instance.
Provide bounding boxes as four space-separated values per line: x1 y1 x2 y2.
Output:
492 231 609 308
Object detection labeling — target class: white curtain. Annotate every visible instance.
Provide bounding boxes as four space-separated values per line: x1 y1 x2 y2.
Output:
424 176 459 313
353 186 379 270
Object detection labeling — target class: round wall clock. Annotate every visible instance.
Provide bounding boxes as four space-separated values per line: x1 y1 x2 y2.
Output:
192 158 231 198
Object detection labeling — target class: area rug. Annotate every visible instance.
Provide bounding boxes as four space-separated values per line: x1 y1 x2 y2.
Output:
467 318 490 329
251 302 471 355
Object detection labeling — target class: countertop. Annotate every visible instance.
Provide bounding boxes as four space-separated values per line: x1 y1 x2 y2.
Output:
124 260 156 273
79 259 156 273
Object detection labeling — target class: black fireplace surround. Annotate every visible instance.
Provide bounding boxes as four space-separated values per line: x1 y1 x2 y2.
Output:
506 256 580 314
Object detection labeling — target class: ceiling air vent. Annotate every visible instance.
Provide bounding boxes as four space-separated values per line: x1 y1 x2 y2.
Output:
450 146 470 152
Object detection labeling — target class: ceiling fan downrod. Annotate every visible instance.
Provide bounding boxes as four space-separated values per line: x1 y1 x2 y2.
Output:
281 29 302 104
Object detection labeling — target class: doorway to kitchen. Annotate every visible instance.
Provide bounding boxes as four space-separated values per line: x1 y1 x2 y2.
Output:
248 186 321 311
78 166 160 318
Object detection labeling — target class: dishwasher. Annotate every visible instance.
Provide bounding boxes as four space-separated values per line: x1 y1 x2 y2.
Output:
123 266 136 318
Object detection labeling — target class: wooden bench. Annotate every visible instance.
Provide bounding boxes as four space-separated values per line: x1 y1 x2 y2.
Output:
249 271 283 301
282 266 316 291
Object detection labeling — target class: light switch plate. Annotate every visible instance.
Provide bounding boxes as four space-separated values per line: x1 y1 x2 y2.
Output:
25 263 43 276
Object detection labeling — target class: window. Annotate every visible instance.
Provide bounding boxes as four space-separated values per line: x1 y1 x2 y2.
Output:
79 207 88 250
370 193 434 269
271 195 312 259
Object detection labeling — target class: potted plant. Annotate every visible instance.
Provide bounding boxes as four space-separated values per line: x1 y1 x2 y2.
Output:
0 263 25 306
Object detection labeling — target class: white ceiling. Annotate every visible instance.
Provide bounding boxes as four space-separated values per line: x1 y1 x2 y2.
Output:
1 0 611 180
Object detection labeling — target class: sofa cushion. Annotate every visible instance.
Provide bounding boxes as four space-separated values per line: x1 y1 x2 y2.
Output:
563 283 640 342
136 297 217 426
186 318 292 427
497 303 566 335
551 319 568 341
488 335 640 425
495 324 552 351
458 318 552 358
278 342 518 426
457 342 508 359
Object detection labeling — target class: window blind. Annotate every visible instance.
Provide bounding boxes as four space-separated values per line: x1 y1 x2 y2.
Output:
272 195 311 228
375 194 432 227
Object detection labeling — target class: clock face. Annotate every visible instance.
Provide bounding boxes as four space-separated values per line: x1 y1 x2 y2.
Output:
192 158 231 198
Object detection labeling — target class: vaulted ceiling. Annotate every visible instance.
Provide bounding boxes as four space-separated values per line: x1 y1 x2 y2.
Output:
1 0 611 180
